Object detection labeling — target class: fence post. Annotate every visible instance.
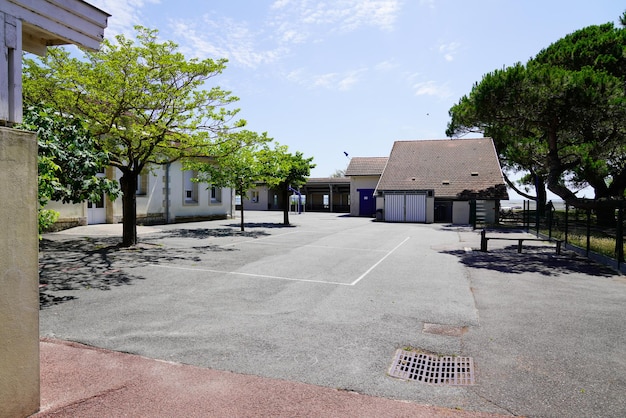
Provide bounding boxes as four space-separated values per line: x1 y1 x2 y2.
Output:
616 201 624 269
586 207 591 257
480 229 487 252
547 200 554 239
564 203 569 248
536 200 540 237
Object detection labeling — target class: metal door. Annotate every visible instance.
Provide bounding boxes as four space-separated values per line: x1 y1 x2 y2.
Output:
384 194 405 222
358 189 376 217
384 193 426 222
87 171 106 224
406 194 426 222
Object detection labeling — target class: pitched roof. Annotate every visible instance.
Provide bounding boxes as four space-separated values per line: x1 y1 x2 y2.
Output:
345 157 388 176
376 138 508 199
305 177 350 185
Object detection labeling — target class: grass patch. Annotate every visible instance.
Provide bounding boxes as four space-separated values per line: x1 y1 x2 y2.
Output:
542 230 623 258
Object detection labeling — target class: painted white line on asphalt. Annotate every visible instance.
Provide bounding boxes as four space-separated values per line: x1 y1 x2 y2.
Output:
222 230 302 247
349 237 411 286
150 264 353 286
241 240 389 253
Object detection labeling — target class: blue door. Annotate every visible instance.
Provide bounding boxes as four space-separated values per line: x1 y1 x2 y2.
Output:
358 189 376 217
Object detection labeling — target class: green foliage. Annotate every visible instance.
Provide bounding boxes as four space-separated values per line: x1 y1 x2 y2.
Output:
23 26 246 245
447 19 626 209
18 106 120 235
185 130 273 231
257 144 315 225
21 105 120 204
259 144 315 190
187 130 273 193
38 209 59 236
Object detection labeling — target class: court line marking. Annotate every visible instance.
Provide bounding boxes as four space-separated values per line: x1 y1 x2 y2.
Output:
349 237 411 286
222 230 302 247
151 236 410 287
150 264 352 286
239 240 389 253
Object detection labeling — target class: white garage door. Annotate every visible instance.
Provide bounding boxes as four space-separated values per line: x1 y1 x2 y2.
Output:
384 193 426 222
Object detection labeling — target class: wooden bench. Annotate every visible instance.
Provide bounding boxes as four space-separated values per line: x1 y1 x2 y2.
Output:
480 230 563 255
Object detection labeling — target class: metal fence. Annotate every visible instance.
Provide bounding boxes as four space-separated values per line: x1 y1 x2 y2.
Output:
499 200 626 271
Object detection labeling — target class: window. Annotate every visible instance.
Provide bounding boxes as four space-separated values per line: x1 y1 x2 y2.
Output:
136 171 148 196
183 170 198 204
210 186 222 203
251 190 259 203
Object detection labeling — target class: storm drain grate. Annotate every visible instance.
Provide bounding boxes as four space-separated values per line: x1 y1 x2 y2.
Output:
388 349 475 385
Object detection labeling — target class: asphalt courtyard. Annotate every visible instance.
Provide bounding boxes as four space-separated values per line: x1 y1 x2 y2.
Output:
39 211 626 417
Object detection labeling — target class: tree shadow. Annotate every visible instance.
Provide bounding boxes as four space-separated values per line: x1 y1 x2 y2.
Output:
224 222 296 229
39 237 142 309
158 227 272 239
38 230 249 309
442 245 617 277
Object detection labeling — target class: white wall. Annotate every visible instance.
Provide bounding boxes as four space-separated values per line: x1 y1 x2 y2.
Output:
426 195 434 223
242 185 270 211
349 176 380 216
167 161 232 221
50 161 234 226
453 200 470 224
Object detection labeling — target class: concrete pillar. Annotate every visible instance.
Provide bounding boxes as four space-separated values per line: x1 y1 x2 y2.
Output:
0 127 39 417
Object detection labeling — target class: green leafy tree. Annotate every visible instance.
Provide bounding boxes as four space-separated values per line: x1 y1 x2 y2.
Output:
185 130 273 231
331 169 346 178
447 19 626 220
531 22 626 208
19 106 120 234
258 144 315 225
23 26 245 246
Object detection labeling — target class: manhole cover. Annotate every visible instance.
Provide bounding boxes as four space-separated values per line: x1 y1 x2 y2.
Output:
388 349 475 385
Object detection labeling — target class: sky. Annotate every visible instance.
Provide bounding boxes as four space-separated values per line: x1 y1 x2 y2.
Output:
85 0 621 187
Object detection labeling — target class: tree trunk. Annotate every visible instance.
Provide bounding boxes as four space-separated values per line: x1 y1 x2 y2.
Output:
238 185 245 232
535 176 548 216
594 205 616 227
119 172 138 247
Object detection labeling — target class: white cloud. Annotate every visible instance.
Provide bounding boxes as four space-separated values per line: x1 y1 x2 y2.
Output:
313 73 340 88
419 0 435 9
374 60 399 72
88 0 160 37
90 1 402 73
438 41 461 62
338 68 367 90
170 16 285 68
271 0 292 9
269 0 402 44
288 68 367 91
413 81 453 99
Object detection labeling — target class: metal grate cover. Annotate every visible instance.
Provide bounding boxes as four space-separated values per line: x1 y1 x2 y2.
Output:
389 349 475 385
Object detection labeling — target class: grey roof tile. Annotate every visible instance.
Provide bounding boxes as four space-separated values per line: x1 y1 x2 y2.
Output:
345 157 388 176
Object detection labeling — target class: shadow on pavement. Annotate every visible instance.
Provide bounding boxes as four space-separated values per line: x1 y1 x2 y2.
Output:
158 227 272 239
442 246 617 277
39 226 272 309
224 222 296 230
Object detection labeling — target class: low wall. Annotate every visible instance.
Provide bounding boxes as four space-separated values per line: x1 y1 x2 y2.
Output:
0 127 40 417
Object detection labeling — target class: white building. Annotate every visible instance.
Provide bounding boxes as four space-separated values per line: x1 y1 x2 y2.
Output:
47 161 234 228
